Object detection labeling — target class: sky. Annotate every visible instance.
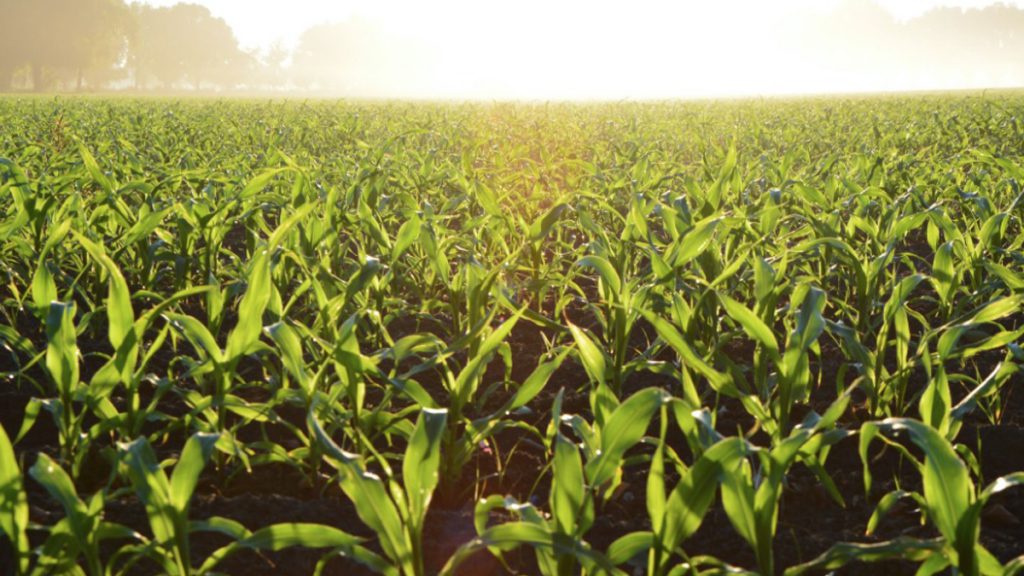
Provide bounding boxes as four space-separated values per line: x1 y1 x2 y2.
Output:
136 0 1024 98
136 0 1024 50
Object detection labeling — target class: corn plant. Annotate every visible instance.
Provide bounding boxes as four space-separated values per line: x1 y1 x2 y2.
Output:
75 233 214 439
42 300 89 472
0 423 29 576
568 251 651 397
612 404 753 576
444 387 670 575
443 346 571 501
718 389 852 575
717 284 827 438
789 418 1024 576
119 428 378 575
28 453 143 576
118 432 220 575
162 204 312 450
310 406 447 576
2 95 1024 576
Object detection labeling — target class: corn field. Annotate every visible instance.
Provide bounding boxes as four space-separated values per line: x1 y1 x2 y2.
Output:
1 94 1023 575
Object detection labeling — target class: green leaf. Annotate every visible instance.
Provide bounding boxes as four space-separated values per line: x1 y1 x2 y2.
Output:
268 202 318 251
169 432 219 513
951 363 1016 424
454 310 522 410
442 522 623 576
225 250 272 361
719 293 779 357
791 286 826 353
0 423 29 574
508 349 571 412
576 255 622 295
663 436 748 550
79 142 113 193
473 181 502 217
245 522 364 550
783 537 944 575
980 472 1024 503
529 203 568 242
641 310 735 395
568 323 607 389
197 520 393 575
984 262 1024 290
165 312 224 364
240 167 289 199
402 408 447 524
75 233 135 350
966 294 1024 325
190 515 250 540
29 453 91 541
669 215 722 268
46 301 79 397
308 409 410 566
648 410 668 540
586 388 668 488
391 215 421 260
343 255 382 305
862 419 973 543
866 490 916 535
720 458 757 548
931 241 956 304
119 437 176 547
121 206 171 247
606 531 653 565
883 274 925 321
31 261 56 316
552 433 587 535
938 295 1024 359
266 321 312 395
918 366 952 434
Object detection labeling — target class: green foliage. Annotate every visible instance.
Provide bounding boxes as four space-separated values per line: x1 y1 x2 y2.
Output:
0 424 29 575
311 407 447 576
118 432 220 575
0 95 1022 575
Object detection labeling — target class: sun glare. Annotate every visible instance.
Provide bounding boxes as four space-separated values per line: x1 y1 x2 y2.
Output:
5 0 1024 97
209 0 1024 99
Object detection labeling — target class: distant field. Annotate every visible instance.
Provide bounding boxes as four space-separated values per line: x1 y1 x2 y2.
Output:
1 94 1023 575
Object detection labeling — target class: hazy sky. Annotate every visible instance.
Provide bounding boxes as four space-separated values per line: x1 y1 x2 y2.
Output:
136 0 1024 98
136 0 1024 49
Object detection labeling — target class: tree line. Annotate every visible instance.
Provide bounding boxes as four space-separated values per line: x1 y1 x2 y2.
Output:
2 0 1024 95
0 1 241 91
0 0 407 92
790 0 1024 91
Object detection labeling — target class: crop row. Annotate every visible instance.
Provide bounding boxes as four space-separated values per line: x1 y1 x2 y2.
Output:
0 95 1022 575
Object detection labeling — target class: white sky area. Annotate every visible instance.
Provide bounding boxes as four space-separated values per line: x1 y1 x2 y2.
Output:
138 0 1024 98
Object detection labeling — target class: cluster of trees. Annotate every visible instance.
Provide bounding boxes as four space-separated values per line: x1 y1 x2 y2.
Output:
788 0 1024 91
0 0 128 90
0 0 258 91
0 0 425 93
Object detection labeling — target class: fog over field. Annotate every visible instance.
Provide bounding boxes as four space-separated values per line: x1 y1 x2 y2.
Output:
2 0 1024 97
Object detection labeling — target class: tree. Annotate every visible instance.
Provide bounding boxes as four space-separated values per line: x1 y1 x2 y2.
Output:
129 3 247 90
0 1 32 89
0 0 129 91
908 4 1024 86
31 0 128 90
